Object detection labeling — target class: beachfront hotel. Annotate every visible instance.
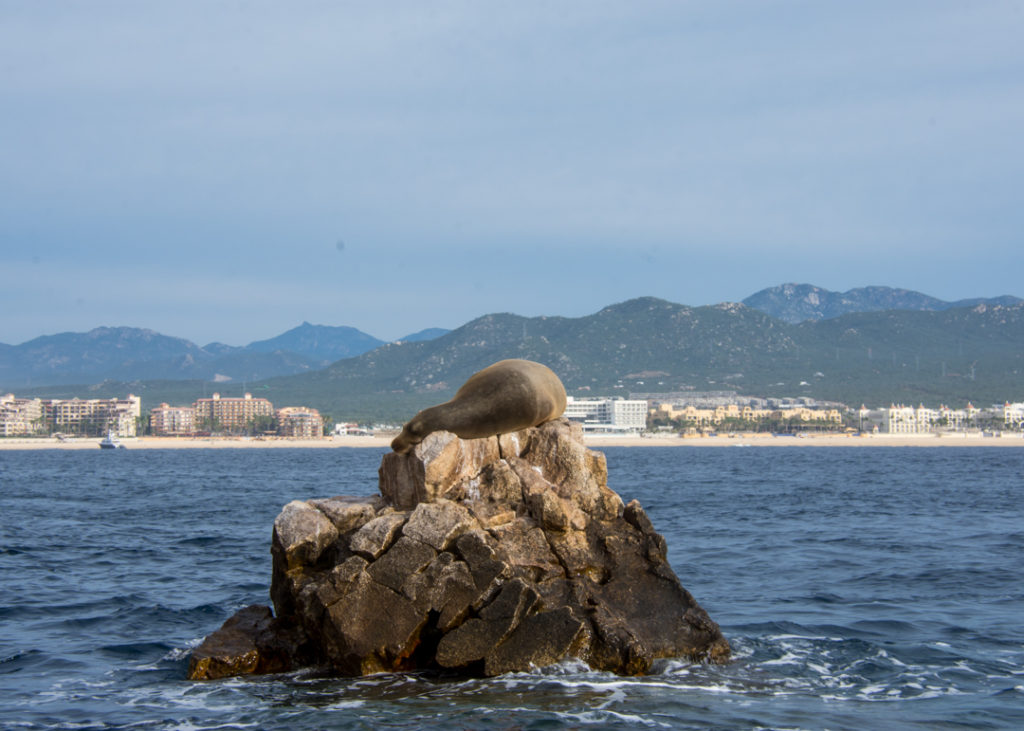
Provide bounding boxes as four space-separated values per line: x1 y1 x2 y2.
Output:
0 394 45 436
651 401 844 429
48 394 142 437
193 392 274 432
276 407 325 438
563 397 649 433
0 394 145 437
1005 402 1024 428
150 397 324 437
1 394 142 437
150 403 197 436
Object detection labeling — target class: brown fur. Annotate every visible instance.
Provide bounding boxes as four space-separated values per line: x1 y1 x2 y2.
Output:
391 359 567 454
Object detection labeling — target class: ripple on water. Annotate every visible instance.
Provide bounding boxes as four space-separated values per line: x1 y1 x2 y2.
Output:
1 447 1023 730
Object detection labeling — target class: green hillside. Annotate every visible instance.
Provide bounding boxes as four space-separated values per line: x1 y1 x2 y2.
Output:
17 299 1023 423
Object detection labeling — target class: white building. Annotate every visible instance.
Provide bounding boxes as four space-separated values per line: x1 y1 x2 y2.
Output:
45 394 142 437
882 403 980 434
885 404 944 434
1005 402 1024 428
0 394 45 436
563 397 648 433
150 403 196 436
277 407 324 438
333 423 371 436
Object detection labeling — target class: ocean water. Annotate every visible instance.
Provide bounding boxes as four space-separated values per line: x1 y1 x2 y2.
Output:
1 446 1022 730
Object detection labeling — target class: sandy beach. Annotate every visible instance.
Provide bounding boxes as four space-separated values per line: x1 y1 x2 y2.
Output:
2 432 1022 450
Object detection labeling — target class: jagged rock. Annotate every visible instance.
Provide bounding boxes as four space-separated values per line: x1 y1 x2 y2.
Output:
484 606 587 676
402 500 476 551
435 578 538 667
379 431 501 509
191 417 730 680
320 570 426 674
349 513 406 560
367 537 437 592
308 496 380 533
272 500 339 570
187 605 311 680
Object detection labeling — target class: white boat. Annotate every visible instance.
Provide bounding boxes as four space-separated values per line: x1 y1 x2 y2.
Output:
99 433 125 449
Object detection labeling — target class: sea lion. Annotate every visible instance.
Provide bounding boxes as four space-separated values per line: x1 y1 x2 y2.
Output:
391 359 567 454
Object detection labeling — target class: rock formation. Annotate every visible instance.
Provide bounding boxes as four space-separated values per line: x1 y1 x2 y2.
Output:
188 418 729 680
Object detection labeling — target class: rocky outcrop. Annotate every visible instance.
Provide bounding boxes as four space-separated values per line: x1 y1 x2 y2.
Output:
188 418 729 680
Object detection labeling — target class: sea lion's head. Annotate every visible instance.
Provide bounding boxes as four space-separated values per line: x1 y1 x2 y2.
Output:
390 416 427 455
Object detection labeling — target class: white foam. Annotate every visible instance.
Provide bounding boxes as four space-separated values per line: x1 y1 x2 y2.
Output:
556 709 671 727
761 651 803 667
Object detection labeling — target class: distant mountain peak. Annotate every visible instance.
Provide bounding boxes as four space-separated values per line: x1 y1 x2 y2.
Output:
743 284 1021 323
246 324 385 363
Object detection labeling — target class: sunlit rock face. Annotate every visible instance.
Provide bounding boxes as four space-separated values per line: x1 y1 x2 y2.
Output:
188 418 729 680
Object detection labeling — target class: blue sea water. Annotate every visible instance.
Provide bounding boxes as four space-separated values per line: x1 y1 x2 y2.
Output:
1 446 1022 730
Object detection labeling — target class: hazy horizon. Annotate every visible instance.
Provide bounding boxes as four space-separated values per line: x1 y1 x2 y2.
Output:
3 283 1021 348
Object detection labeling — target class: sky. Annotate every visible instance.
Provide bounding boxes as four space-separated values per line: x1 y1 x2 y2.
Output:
2 1 1022 346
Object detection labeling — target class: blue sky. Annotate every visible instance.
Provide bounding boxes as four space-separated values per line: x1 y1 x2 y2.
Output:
2 1 1022 346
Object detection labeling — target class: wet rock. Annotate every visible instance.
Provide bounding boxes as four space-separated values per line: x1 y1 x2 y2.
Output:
320 571 427 674
435 579 539 667
484 606 587 676
187 605 310 680
192 417 729 680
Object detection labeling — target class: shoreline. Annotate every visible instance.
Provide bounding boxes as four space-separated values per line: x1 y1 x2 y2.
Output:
2 432 1023 450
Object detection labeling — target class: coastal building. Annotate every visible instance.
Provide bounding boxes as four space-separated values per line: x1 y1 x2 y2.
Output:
937 404 971 430
880 403 982 434
44 394 142 437
193 392 274 433
150 403 197 436
564 397 648 433
277 407 324 438
883 405 933 434
1004 402 1024 428
0 393 45 436
652 402 843 430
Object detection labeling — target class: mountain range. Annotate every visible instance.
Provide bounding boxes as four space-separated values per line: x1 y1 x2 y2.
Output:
0 323 451 388
743 283 1021 324
3 284 1021 419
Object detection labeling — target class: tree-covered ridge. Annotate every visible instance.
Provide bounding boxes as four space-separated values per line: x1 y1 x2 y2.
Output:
255 298 1024 421
8 299 1023 423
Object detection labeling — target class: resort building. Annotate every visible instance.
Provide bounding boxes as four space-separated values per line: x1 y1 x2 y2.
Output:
878 403 981 434
652 402 843 430
193 392 274 433
564 397 649 433
44 394 142 437
0 394 45 436
150 403 197 436
276 407 324 438
1004 402 1024 428
883 405 931 434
